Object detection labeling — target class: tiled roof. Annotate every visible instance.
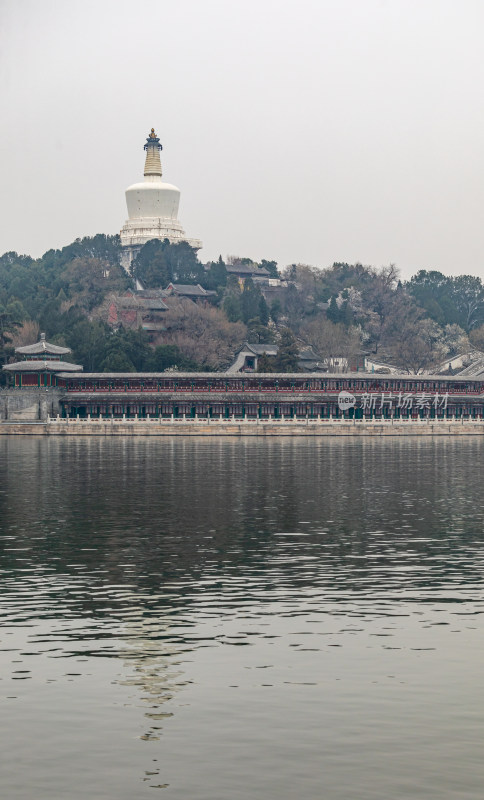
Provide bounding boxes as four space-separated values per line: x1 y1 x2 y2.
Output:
245 344 279 356
53 371 480 381
3 360 83 372
140 298 169 310
168 283 217 297
16 336 71 355
226 265 270 276
116 296 168 311
299 347 320 361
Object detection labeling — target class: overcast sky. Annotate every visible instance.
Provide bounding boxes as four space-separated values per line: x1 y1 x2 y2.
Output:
2 0 484 279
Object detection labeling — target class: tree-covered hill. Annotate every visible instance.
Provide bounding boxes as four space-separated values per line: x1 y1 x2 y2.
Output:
2 233 484 380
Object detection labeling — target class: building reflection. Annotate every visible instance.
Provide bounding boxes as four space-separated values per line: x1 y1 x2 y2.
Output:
115 594 186 742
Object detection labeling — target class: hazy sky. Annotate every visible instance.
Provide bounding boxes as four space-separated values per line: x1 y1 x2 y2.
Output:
2 0 484 279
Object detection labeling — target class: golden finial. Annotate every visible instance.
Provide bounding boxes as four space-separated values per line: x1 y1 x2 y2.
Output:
144 128 162 152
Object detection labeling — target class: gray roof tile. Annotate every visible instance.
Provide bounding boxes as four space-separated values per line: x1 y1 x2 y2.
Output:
3 360 82 372
16 339 71 355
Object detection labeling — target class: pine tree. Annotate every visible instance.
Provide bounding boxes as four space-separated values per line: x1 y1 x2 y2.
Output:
256 352 275 373
327 295 340 324
241 278 260 324
259 295 269 325
274 328 299 372
270 299 282 323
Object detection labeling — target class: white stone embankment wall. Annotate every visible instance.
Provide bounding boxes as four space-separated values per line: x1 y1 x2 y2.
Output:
2 420 484 436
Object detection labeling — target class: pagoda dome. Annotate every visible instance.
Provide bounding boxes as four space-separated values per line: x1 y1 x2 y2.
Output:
125 179 181 221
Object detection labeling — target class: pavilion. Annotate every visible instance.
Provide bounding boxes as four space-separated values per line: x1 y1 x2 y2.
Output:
3 333 82 388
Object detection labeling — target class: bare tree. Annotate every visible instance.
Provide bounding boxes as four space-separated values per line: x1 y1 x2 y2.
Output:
442 324 470 356
61 257 129 310
300 317 361 371
160 299 246 369
9 320 40 348
360 264 401 353
469 324 484 352
390 319 447 374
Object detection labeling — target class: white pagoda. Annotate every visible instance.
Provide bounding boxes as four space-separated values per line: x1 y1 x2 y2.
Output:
120 128 202 271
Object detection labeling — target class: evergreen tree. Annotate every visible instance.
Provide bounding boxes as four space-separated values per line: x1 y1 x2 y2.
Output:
256 352 276 372
144 344 199 372
223 276 243 322
274 328 299 372
258 294 270 325
167 241 203 284
202 256 228 292
270 299 282 323
0 300 23 370
340 300 353 326
247 319 275 344
241 278 261 324
132 239 202 288
101 350 136 372
67 320 110 372
260 259 279 278
327 295 341 324
131 239 172 287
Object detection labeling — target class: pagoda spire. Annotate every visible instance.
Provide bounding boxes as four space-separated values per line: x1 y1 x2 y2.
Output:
143 127 163 179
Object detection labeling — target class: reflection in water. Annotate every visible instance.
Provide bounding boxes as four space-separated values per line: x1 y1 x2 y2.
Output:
117 596 186 742
1 437 484 798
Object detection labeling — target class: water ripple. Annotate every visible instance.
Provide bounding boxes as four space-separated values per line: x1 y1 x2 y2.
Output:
2 438 484 798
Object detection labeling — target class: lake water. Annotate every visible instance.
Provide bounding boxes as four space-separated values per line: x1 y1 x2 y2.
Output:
1 436 484 799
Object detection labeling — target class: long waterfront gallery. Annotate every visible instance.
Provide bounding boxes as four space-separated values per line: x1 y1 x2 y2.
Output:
3 335 484 422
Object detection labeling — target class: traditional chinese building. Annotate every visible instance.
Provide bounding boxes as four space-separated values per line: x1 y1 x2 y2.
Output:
227 343 324 373
44 373 484 420
224 263 271 286
3 334 82 388
3 346 484 421
1 334 82 420
163 283 217 302
106 291 169 338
